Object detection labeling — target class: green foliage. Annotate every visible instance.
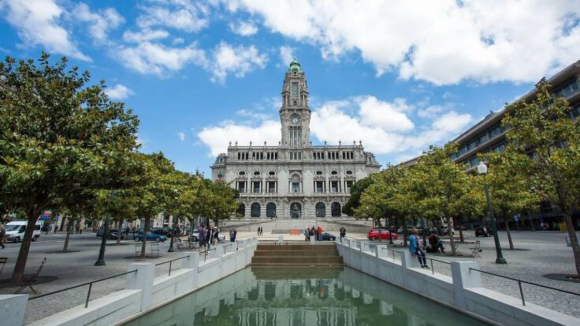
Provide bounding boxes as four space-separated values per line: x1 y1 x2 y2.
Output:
0 53 141 280
342 177 374 216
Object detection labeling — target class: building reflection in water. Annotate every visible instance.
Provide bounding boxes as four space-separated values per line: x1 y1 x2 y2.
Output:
123 267 490 326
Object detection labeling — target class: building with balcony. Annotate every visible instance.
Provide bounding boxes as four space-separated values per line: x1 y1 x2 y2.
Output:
211 59 381 219
450 60 580 230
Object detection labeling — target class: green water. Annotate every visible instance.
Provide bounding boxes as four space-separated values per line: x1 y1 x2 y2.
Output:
123 266 490 326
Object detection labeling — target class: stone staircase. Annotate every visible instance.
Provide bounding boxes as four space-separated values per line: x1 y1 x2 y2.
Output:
251 243 344 267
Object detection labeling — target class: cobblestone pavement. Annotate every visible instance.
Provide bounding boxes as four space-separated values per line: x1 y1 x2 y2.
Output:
373 230 580 318
0 230 579 324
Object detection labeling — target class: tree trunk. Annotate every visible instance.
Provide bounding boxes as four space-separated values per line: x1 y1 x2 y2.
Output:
459 229 465 243
63 220 72 253
448 217 456 256
505 219 514 250
141 217 151 258
11 208 41 282
562 213 580 276
59 215 67 232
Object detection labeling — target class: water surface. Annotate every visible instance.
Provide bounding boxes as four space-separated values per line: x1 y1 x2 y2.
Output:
124 266 490 326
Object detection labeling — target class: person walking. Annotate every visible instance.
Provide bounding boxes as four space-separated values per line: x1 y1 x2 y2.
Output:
206 226 215 251
339 226 346 241
199 226 207 251
317 226 323 241
304 226 310 241
410 227 428 268
229 228 237 242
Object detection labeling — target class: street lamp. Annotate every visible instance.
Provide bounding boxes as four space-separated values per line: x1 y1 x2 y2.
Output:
476 162 507 264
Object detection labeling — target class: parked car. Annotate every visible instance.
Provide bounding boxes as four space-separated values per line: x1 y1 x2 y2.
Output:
475 227 493 237
97 228 126 239
368 228 399 241
319 232 337 241
134 232 168 242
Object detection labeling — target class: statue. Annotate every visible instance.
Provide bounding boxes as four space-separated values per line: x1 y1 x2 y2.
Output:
291 203 300 219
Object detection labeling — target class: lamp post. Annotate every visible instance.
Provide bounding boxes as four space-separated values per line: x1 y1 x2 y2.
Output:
476 162 507 264
95 191 114 266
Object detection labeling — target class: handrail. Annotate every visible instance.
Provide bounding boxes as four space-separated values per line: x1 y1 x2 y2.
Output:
469 267 580 306
28 270 137 308
155 256 188 276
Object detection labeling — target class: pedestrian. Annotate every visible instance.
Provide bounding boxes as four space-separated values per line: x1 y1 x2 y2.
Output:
339 226 346 241
54 224 58 233
304 226 310 241
213 227 219 245
229 228 237 242
257 227 260 236
0 225 6 249
410 227 428 268
199 226 207 251
317 226 323 241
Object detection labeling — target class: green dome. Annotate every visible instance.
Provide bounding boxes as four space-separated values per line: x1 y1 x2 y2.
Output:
288 58 302 72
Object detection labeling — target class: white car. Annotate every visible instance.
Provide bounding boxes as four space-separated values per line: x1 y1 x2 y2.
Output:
189 229 225 242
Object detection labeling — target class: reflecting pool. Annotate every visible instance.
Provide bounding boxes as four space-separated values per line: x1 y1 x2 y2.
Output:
123 266 490 326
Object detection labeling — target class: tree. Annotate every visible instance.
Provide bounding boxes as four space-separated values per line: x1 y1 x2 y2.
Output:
342 177 374 216
502 83 580 275
0 53 140 281
408 144 471 256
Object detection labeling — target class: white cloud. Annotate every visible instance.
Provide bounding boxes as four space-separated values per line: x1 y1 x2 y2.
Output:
104 84 134 100
137 0 209 32
198 95 473 159
208 42 268 83
123 29 169 43
198 120 281 157
178 131 186 141
230 21 258 36
279 46 294 66
172 37 185 45
73 3 124 42
417 105 446 119
223 0 580 85
116 42 206 75
1 0 90 61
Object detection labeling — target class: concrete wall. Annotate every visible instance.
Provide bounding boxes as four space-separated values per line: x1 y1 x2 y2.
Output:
337 239 578 326
0 238 257 326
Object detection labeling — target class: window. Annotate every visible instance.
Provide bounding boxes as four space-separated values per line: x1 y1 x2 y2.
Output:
237 181 246 193
251 203 261 217
316 202 326 217
254 171 261 176
266 203 276 218
331 171 338 175
346 170 353 175
290 128 302 147
292 182 300 193
269 171 276 176
345 180 354 193
291 82 299 99
330 181 339 193
316 171 323 175
267 181 276 193
253 181 261 193
489 125 502 138
239 171 246 176
315 181 324 193
331 202 341 217
290 152 302 160
237 204 245 217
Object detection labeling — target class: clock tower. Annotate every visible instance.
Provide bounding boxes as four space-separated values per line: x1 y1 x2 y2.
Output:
280 58 310 148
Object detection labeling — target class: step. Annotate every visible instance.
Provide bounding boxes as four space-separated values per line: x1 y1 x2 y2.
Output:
256 244 338 251
251 256 343 265
254 250 338 257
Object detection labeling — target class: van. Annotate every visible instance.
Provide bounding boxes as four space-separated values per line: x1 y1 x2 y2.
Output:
4 221 42 243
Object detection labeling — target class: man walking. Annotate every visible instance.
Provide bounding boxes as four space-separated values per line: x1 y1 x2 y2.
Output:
206 226 215 251
339 226 346 241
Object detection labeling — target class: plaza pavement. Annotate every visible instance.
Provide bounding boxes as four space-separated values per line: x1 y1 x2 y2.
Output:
0 229 579 324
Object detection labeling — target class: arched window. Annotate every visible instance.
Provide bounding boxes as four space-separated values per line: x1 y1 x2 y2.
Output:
251 203 261 217
237 204 246 217
266 203 276 218
331 202 341 217
316 202 326 217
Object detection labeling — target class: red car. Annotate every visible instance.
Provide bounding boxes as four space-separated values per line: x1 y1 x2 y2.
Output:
367 228 399 241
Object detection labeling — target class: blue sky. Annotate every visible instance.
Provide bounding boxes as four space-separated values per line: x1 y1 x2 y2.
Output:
1 0 579 175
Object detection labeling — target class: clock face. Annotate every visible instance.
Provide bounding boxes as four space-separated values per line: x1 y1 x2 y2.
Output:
291 116 301 124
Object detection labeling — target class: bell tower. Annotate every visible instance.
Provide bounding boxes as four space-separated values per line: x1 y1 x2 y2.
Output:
280 58 310 149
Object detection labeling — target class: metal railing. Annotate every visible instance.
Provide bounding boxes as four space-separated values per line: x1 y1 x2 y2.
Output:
155 256 188 276
28 270 137 308
469 267 580 306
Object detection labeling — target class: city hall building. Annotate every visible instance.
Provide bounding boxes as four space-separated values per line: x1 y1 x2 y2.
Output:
211 60 381 219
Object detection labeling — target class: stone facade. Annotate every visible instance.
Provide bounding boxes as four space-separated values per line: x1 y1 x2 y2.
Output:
211 59 380 219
